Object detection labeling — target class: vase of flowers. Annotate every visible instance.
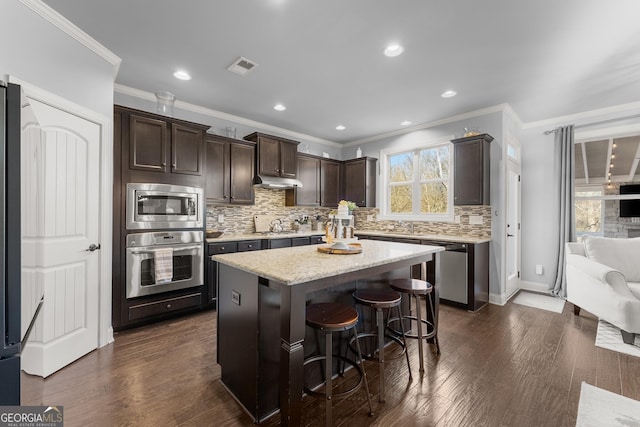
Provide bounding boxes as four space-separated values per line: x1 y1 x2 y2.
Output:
338 200 357 216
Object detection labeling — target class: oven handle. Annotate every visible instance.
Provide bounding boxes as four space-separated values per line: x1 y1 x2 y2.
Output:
128 244 202 255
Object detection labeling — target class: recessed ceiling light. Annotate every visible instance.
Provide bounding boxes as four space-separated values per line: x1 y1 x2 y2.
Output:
173 70 191 81
274 104 286 111
384 44 404 57
401 120 412 126
336 125 346 131
441 90 457 98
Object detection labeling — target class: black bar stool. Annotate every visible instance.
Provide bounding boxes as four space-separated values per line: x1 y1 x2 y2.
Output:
389 278 440 373
304 302 374 426
351 288 412 403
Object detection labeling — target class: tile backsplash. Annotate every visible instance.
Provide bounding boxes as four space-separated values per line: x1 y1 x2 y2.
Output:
206 188 491 237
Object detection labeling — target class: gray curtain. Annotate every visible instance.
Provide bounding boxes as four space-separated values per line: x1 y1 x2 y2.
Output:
551 125 576 298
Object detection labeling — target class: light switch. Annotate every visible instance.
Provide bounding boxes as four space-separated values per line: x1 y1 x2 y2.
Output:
535 265 543 275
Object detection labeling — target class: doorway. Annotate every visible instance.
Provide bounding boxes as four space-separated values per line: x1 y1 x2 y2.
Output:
505 139 521 300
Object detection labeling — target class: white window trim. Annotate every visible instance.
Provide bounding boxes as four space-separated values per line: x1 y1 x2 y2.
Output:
379 135 455 222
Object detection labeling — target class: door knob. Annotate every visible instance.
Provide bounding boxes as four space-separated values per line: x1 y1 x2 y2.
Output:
507 234 514 237
86 243 101 252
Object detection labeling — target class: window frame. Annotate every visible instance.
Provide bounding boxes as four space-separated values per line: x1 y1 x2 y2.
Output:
379 136 455 222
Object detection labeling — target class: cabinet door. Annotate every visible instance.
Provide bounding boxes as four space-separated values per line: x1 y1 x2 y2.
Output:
296 156 320 206
454 140 484 205
230 142 255 204
279 140 298 179
344 160 366 206
205 138 230 203
172 124 203 175
320 160 341 207
257 136 280 177
129 114 167 172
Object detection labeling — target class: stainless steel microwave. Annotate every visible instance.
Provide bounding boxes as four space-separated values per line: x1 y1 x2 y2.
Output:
126 183 203 230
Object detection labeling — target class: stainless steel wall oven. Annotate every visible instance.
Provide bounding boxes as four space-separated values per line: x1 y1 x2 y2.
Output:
126 183 203 230
126 231 204 299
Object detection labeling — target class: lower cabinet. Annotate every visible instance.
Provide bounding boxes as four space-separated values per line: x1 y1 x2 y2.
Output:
128 292 203 321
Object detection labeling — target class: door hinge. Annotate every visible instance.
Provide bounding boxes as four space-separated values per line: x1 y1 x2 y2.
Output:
518 223 521 230
518 175 521 182
518 271 520 278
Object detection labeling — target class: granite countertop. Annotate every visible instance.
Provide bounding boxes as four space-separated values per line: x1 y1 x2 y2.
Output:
355 230 491 244
206 230 324 243
212 239 444 286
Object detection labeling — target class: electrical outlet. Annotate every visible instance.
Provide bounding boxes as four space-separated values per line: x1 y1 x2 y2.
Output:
469 215 483 225
366 214 374 221
217 214 224 223
535 265 543 275
454 215 461 223
231 290 241 305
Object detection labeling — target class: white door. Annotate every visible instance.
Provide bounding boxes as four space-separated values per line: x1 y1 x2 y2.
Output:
20 95 101 377
505 148 521 300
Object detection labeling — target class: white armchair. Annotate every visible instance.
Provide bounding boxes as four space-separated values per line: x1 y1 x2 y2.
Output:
565 236 640 344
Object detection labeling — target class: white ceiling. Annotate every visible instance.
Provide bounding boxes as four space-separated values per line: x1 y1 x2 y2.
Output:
43 0 640 144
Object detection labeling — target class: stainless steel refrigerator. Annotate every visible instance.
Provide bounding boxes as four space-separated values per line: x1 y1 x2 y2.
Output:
0 81 21 405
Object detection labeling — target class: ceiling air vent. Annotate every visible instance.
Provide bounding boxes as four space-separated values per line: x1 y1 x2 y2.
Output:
227 57 258 76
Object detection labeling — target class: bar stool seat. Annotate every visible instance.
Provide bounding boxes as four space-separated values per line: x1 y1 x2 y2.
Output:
389 278 440 373
304 302 374 426
351 288 412 403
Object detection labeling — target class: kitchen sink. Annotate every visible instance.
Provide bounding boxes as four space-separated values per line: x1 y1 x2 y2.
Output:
206 231 224 238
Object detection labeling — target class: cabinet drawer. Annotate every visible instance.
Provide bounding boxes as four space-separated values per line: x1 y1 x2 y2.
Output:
208 242 238 255
238 240 263 252
268 238 292 249
310 235 323 245
291 237 310 247
128 292 202 321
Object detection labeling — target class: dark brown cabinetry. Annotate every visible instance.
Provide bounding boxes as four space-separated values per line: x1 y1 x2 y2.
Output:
286 154 320 206
205 134 255 205
452 133 493 205
113 106 211 331
343 157 377 207
244 132 299 179
128 113 206 176
321 159 341 207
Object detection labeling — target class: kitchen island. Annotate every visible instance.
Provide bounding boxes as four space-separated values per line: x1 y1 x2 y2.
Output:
213 239 444 426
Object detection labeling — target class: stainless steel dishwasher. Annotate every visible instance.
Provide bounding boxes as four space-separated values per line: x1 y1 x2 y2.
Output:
435 242 468 305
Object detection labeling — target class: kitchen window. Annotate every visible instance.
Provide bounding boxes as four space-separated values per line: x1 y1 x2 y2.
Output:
380 138 454 221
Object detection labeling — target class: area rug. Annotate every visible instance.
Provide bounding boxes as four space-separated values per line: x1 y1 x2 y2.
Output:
512 291 565 313
595 319 640 358
576 382 640 426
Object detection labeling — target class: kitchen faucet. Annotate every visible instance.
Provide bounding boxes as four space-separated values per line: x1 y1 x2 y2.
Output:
397 220 414 233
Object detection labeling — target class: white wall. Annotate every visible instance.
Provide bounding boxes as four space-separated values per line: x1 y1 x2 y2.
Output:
1 1 115 118
347 111 506 297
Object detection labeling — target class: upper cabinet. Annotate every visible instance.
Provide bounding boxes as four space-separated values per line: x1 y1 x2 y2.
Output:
286 154 320 206
244 132 299 179
285 154 342 207
320 159 341 207
343 157 377 207
452 133 493 205
205 134 255 205
117 106 210 185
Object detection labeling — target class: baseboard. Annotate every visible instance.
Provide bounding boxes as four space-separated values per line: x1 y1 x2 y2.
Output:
519 280 550 294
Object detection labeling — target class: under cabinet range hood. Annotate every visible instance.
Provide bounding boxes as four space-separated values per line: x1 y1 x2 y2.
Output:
253 175 303 189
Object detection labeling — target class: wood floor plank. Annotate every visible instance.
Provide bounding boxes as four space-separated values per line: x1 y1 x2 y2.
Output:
20 295 640 427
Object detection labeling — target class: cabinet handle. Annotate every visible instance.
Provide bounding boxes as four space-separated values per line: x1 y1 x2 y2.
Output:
166 304 172 309
162 162 166 166
221 247 225 250
248 244 253 248
172 163 177 168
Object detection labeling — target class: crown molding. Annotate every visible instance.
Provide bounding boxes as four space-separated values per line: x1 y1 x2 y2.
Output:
522 101 640 130
342 104 510 147
19 0 121 77
114 84 341 147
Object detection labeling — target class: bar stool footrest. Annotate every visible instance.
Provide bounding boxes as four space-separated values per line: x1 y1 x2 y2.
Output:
303 354 365 400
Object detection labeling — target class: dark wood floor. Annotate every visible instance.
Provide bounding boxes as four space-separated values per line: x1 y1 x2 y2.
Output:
21 295 640 426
